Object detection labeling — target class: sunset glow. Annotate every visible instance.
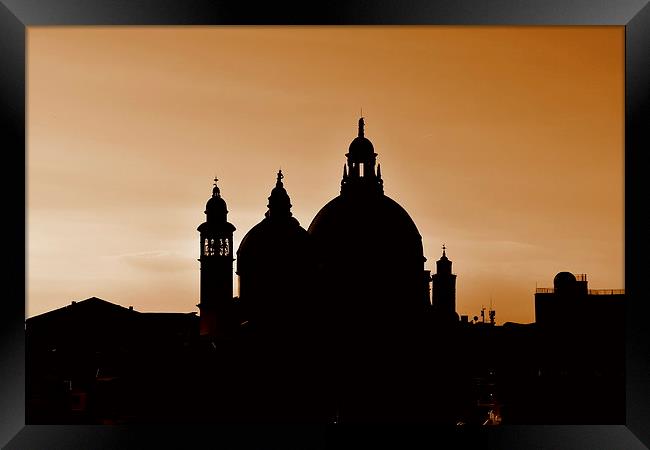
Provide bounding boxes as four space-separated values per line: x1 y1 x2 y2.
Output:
27 26 624 323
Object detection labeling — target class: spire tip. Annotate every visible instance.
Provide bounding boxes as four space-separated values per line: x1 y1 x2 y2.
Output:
212 176 220 197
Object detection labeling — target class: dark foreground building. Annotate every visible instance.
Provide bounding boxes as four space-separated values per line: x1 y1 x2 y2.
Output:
26 297 199 424
26 118 625 425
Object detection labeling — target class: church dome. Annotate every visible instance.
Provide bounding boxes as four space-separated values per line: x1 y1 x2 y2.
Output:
236 171 314 335
236 170 310 274
307 117 427 317
310 117 422 260
309 194 422 250
308 194 424 268
237 216 308 265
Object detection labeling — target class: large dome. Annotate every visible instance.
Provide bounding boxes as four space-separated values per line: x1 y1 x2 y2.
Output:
307 117 429 317
309 194 423 256
308 192 427 317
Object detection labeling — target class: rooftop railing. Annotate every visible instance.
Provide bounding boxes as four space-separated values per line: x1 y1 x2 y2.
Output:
535 288 554 294
588 289 625 295
535 288 624 295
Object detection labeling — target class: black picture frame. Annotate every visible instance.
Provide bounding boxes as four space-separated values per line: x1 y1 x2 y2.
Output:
1 1 648 448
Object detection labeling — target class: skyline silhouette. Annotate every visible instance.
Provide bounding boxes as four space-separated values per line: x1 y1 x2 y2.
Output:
27 26 624 324
26 115 626 425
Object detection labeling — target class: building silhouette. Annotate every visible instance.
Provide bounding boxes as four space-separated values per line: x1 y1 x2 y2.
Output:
535 271 625 330
25 117 625 426
25 297 199 424
197 178 236 338
431 244 458 323
236 169 314 339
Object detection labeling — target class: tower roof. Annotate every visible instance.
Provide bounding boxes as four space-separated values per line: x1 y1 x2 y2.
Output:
439 244 449 261
267 169 292 219
205 177 227 215
200 177 235 233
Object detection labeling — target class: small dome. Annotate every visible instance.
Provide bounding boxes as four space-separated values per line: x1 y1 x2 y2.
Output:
348 136 375 158
198 178 235 234
204 181 228 223
554 271 577 290
206 195 227 215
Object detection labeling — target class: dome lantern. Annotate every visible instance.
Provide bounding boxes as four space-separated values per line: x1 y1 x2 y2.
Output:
342 116 383 196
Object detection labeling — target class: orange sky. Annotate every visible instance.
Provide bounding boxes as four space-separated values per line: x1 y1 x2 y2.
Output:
27 26 624 324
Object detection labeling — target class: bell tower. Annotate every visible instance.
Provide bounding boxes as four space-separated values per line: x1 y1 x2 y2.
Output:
197 177 236 338
431 245 458 322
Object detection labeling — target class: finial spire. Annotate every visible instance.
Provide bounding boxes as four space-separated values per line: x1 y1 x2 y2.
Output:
442 244 446 257
212 176 221 197
276 168 284 187
358 116 365 138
